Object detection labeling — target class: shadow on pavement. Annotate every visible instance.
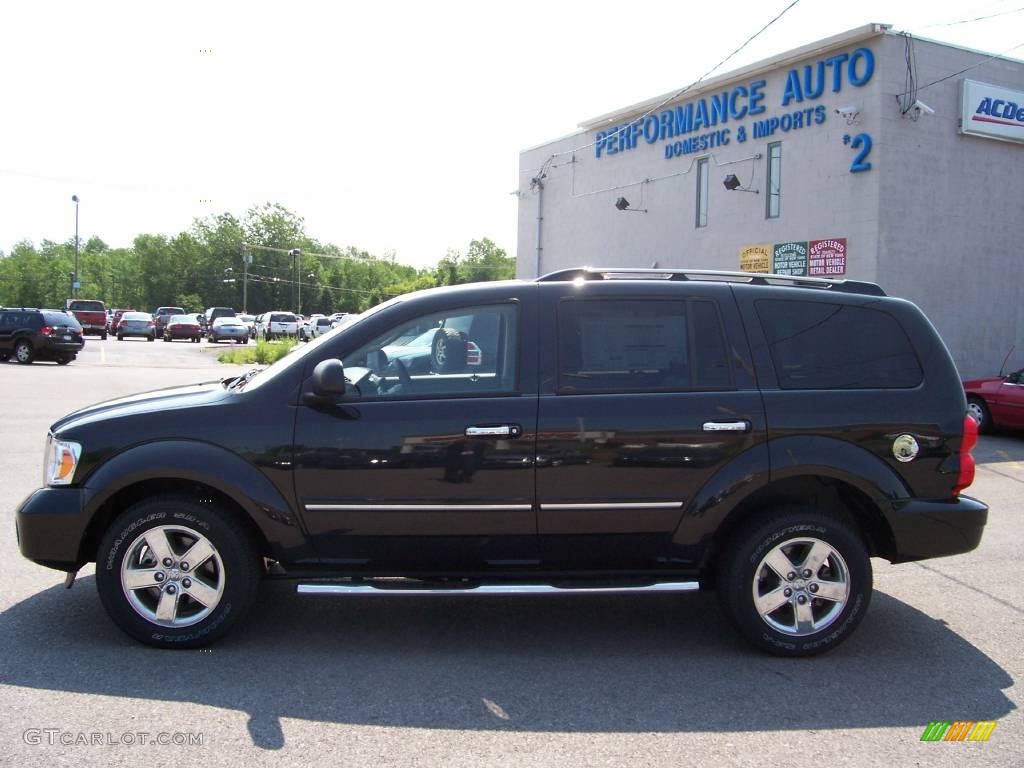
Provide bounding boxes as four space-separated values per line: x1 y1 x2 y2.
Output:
975 435 1024 464
0 578 1014 750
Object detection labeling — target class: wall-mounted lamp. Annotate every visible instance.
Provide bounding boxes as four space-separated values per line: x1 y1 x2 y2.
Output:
723 174 759 194
614 196 647 213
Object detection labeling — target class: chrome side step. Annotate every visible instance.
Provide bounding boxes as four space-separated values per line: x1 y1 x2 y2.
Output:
296 581 699 596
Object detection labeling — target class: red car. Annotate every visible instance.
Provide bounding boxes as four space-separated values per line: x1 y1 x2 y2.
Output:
162 314 202 343
964 368 1024 432
66 299 107 339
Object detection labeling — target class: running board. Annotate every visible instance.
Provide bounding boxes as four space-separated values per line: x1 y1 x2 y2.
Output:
296 581 699 596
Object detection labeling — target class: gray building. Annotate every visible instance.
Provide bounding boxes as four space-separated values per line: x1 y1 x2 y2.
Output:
516 24 1024 379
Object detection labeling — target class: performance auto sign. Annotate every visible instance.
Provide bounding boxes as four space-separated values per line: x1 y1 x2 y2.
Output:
960 79 1024 145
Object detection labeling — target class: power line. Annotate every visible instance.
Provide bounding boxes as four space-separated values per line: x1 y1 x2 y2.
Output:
242 242 515 274
906 40 1024 94
916 6 1024 29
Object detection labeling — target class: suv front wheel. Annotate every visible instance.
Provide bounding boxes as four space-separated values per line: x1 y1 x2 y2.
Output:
96 496 262 648
718 507 871 657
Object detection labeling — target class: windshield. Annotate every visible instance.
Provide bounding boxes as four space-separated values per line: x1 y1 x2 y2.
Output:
241 299 396 392
123 312 150 321
169 315 193 323
43 311 80 327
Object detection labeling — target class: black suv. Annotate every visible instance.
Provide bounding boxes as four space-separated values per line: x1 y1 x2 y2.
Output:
15 269 987 655
0 308 84 365
152 306 185 336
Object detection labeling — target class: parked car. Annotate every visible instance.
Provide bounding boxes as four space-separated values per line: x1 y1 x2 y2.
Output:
163 314 202 343
185 313 208 337
258 311 299 340
330 312 351 328
108 309 134 334
308 316 335 339
204 307 236 329
152 307 185 336
237 314 255 338
964 365 1024 432
381 325 482 374
15 268 986 654
66 299 107 339
299 314 326 341
116 311 156 341
208 316 250 344
0 308 84 364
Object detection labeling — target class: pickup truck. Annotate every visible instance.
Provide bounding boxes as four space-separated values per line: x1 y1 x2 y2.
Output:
66 299 107 339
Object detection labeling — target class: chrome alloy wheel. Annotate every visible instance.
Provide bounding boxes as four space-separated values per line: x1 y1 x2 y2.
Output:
751 537 850 636
966 401 985 426
120 525 225 627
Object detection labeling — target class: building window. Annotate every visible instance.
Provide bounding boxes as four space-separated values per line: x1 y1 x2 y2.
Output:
766 142 781 219
696 158 709 228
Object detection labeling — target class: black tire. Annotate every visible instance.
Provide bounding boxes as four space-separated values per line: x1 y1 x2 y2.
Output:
14 339 34 364
717 507 872 657
101 331 108 340
117 334 123 341
431 328 467 373
95 496 262 649
242 338 248 345
0 352 9 362
967 397 991 434
56 355 71 365
147 335 155 342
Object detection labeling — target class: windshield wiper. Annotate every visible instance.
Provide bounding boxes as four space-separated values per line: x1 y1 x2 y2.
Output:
227 367 262 391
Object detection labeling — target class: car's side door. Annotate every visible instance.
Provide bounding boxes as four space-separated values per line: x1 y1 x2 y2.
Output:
293 288 540 571
0 311 14 354
992 370 1024 427
534 282 766 568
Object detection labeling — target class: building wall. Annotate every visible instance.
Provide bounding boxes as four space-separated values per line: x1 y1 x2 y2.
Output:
517 30 887 282
517 29 1024 379
874 35 1024 378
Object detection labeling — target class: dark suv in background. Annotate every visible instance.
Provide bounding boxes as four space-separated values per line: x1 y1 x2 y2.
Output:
14 268 986 655
152 307 185 336
0 308 84 364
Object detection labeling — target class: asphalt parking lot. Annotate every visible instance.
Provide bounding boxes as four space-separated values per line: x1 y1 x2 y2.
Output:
0 337 1021 767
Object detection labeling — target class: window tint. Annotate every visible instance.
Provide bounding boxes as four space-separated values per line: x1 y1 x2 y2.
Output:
68 300 104 311
43 311 79 327
270 313 296 323
558 299 732 393
342 304 518 399
756 300 922 389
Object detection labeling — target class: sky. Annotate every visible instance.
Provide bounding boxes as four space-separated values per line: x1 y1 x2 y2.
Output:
1 0 1021 268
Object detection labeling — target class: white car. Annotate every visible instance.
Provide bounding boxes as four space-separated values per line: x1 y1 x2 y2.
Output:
258 311 299 341
308 316 334 339
299 313 326 341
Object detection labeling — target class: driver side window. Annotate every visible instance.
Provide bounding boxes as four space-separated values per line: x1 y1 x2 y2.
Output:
342 303 518 399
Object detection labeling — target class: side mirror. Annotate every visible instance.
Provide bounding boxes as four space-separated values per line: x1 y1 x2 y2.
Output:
311 358 346 397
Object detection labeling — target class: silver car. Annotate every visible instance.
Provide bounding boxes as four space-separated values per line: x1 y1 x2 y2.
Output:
208 317 249 344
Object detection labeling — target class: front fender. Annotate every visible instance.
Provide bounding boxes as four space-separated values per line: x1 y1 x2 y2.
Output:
81 440 314 564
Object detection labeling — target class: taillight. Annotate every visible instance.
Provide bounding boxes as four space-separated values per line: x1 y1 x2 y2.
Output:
147 321 155 327
953 414 978 496
40 326 53 336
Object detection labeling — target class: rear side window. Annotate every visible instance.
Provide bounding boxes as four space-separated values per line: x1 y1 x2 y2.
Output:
755 299 922 389
557 299 732 393
43 311 79 328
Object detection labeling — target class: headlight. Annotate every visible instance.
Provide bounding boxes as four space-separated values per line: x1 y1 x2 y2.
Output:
44 434 82 486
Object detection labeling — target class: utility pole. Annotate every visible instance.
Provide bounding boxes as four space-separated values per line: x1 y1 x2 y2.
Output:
288 249 301 313
241 245 251 313
71 195 80 297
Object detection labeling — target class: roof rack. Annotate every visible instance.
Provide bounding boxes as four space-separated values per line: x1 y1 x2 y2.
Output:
536 267 886 296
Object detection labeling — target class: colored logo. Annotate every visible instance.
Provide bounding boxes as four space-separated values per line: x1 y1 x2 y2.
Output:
920 720 997 742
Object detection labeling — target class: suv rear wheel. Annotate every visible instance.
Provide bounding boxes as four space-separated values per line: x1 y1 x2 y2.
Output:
14 339 34 364
96 496 262 648
718 507 871 657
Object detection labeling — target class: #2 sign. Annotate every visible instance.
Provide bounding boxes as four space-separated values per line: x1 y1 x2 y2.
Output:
808 238 846 276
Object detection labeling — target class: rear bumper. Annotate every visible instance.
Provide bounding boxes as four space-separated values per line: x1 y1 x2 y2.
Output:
15 487 90 571
886 495 988 562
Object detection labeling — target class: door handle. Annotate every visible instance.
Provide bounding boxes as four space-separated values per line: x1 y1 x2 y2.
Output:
466 424 522 438
702 420 750 433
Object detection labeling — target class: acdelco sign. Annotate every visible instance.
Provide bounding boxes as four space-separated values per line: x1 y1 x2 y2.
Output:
960 79 1024 144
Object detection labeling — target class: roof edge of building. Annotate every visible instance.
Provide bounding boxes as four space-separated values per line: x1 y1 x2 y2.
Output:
578 22 891 130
